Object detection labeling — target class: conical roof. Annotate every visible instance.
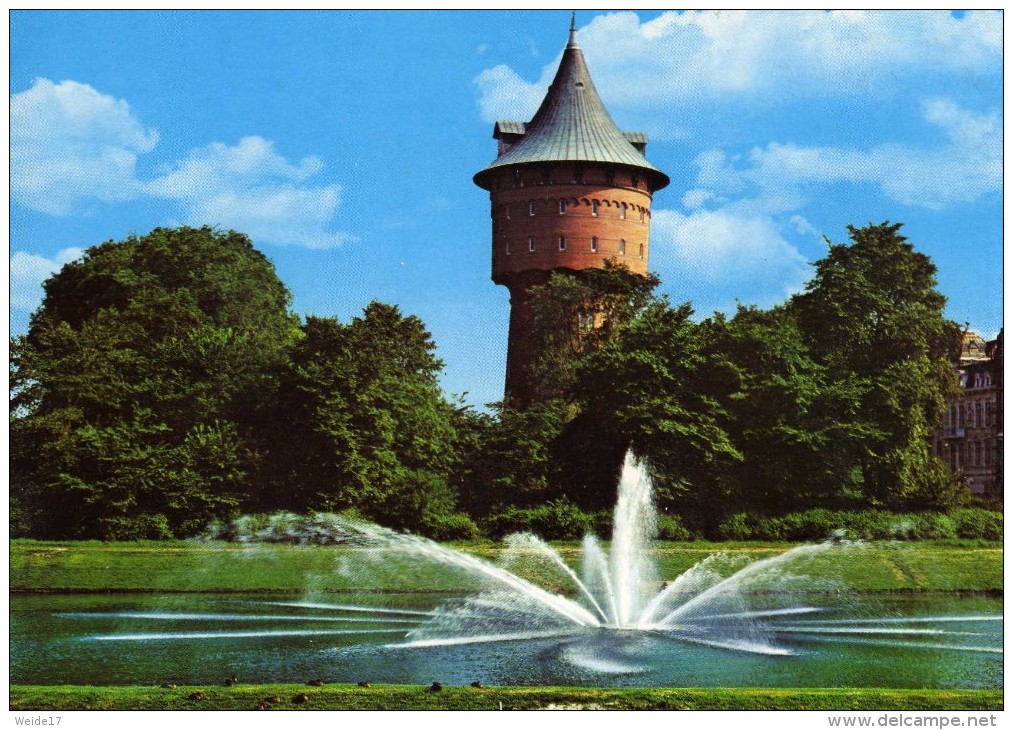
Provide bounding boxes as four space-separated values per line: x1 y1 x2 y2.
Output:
474 25 669 191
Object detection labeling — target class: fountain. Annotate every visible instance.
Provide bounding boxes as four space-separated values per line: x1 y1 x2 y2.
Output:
15 451 1002 688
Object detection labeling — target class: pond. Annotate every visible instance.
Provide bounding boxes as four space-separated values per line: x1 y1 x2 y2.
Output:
11 592 1002 689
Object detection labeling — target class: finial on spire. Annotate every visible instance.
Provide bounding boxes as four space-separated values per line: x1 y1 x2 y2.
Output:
567 11 579 48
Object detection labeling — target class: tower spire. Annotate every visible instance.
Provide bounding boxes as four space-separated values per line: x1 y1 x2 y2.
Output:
568 11 578 48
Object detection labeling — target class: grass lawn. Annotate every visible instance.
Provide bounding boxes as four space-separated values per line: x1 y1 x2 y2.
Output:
10 539 1003 594
8 684 1004 711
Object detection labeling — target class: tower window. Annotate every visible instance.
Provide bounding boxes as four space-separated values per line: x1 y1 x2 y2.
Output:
619 239 626 255
605 168 615 185
528 237 536 252
639 207 645 223
559 236 567 251
631 173 639 189
620 203 627 220
506 205 511 220
639 242 644 259
592 200 599 216
529 201 536 217
591 236 598 252
559 199 568 215
505 240 511 255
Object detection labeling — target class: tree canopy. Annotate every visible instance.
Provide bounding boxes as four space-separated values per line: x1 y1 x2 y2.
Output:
11 222 974 541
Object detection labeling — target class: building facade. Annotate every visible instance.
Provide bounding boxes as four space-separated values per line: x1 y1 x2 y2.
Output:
473 20 669 403
934 329 1003 498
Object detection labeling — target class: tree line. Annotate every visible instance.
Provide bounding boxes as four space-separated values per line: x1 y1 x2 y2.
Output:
10 224 973 541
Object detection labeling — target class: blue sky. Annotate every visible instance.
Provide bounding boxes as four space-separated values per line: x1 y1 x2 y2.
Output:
10 10 1003 408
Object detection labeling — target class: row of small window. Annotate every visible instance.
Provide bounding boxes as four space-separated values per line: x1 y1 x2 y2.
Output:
939 439 997 469
504 200 645 221
960 371 994 389
501 168 642 190
947 401 996 431
505 237 644 257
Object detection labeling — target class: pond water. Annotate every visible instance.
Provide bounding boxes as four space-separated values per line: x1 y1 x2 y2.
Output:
11 592 1002 689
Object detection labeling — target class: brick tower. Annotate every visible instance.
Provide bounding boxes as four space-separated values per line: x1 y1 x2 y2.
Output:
474 18 670 403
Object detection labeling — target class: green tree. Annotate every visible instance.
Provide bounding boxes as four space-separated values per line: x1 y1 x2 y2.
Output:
10 226 298 538
707 306 876 513
556 299 742 517
788 222 964 509
526 261 660 404
264 303 461 531
455 399 569 516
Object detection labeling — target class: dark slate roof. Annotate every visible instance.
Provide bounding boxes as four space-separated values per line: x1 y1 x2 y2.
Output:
475 27 669 191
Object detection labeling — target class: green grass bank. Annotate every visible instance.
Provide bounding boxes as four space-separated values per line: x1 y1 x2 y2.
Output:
11 539 1002 594
8 684 1004 711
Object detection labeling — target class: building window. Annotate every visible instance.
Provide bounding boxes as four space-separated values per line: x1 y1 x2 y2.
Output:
505 205 511 220
639 242 644 258
591 236 598 252
620 203 627 220
559 199 568 215
605 168 615 185
559 236 567 251
505 240 511 255
529 201 536 217
639 207 645 223
619 239 626 255
631 173 640 189
592 200 599 217
528 237 536 252
514 169 523 188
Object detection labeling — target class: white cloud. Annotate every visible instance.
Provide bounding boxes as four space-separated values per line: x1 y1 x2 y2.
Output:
651 208 811 314
147 136 351 249
475 10 1001 120
10 79 353 249
10 248 84 311
10 79 158 214
711 98 1000 209
475 64 546 123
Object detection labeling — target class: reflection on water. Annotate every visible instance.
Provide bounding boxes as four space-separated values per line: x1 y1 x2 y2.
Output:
11 592 1002 689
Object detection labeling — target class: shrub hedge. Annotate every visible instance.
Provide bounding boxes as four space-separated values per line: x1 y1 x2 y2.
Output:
716 508 1001 542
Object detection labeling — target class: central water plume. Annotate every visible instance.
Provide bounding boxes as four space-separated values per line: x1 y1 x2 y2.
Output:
375 451 847 656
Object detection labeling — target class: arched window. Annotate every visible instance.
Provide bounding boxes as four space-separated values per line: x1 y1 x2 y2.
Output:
620 203 627 220
528 237 536 252
639 207 645 223
592 200 599 217
558 236 567 251
505 240 511 255
639 242 644 258
559 199 568 215
505 205 511 220
619 239 626 255
591 236 598 252
529 201 536 217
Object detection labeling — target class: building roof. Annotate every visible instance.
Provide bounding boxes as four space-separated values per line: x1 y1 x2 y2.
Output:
474 25 670 191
